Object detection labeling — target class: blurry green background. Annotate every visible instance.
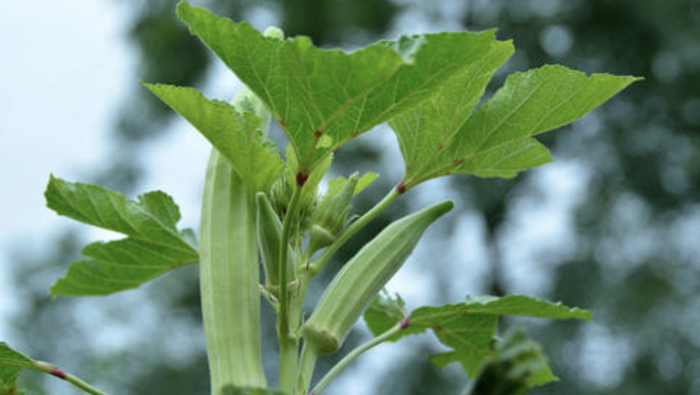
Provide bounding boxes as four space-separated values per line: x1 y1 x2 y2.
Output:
2 0 699 394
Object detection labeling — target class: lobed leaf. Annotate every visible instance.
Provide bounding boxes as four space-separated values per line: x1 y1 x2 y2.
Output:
46 177 199 296
376 294 590 377
392 63 641 188
144 84 284 192
177 1 498 175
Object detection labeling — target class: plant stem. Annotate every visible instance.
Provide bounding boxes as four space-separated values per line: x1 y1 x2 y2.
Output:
310 187 400 275
310 324 403 395
34 362 113 395
296 341 319 395
278 186 302 393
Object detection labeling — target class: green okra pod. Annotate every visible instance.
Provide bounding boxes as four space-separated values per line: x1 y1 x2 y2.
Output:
303 200 454 354
200 150 266 391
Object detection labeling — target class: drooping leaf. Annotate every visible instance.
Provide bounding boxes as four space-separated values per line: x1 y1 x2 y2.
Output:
0 342 34 393
451 327 557 395
144 84 284 192
384 295 590 377
363 290 406 337
46 176 199 296
177 1 498 174
391 64 641 188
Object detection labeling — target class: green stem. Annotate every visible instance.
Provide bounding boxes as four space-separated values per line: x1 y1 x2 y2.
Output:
310 187 400 275
34 362 113 395
310 324 403 395
296 341 319 395
278 186 302 393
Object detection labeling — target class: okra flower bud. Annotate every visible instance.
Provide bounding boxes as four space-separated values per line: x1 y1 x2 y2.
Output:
303 200 454 354
256 192 295 288
307 174 359 254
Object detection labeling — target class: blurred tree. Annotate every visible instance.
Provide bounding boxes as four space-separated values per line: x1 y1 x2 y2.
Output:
9 0 699 395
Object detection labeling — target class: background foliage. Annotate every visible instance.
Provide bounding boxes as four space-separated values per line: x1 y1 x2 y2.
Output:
7 0 699 394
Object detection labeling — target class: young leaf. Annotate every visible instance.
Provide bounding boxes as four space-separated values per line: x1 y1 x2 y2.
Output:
363 290 406 338
46 176 199 296
177 1 498 175
144 84 284 192
392 64 641 189
380 295 590 377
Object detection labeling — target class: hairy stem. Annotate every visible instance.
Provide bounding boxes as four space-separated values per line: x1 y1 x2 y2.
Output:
310 324 403 395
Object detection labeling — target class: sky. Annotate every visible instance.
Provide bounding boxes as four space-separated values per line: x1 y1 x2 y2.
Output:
0 1 134 339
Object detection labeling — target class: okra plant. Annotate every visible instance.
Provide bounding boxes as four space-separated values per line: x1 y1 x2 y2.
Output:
0 2 639 395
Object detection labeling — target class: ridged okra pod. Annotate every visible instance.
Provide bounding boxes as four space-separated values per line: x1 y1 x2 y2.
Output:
200 153 266 389
303 200 454 354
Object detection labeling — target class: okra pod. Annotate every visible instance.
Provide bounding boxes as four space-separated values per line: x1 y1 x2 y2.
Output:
200 150 266 391
303 200 454 354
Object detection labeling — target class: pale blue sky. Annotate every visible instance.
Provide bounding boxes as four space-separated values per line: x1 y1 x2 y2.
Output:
0 0 133 339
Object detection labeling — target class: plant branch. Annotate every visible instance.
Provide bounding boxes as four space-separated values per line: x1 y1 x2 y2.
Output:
310 324 403 395
309 187 400 275
278 186 302 393
34 362 113 395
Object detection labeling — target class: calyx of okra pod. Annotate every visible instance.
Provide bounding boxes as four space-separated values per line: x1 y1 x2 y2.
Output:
303 200 454 354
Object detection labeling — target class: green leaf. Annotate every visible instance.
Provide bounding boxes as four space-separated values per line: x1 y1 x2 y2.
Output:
363 290 406 338
391 64 641 188
455 327 558 395
326 172 378 197
0 343 34 393
46 176 199 296
388 295 590 377
220 385 288 395
177 1 498 174
144 84 284 192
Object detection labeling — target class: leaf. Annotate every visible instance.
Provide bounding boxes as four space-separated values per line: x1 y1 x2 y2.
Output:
220 385 288 395
363 290 406 337
326 172 378 197
391 64 641 188
46 176 199 296
0 343 34 393
452 327 558 395
144 84 284 192
177 1 498 174
389 37 515 185
387 295 590 377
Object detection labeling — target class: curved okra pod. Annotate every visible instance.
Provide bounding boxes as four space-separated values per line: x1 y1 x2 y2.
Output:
303 200 454 354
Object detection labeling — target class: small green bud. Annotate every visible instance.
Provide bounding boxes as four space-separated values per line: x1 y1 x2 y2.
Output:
307 174 359 254
256 192 295 288
303 200 454 354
